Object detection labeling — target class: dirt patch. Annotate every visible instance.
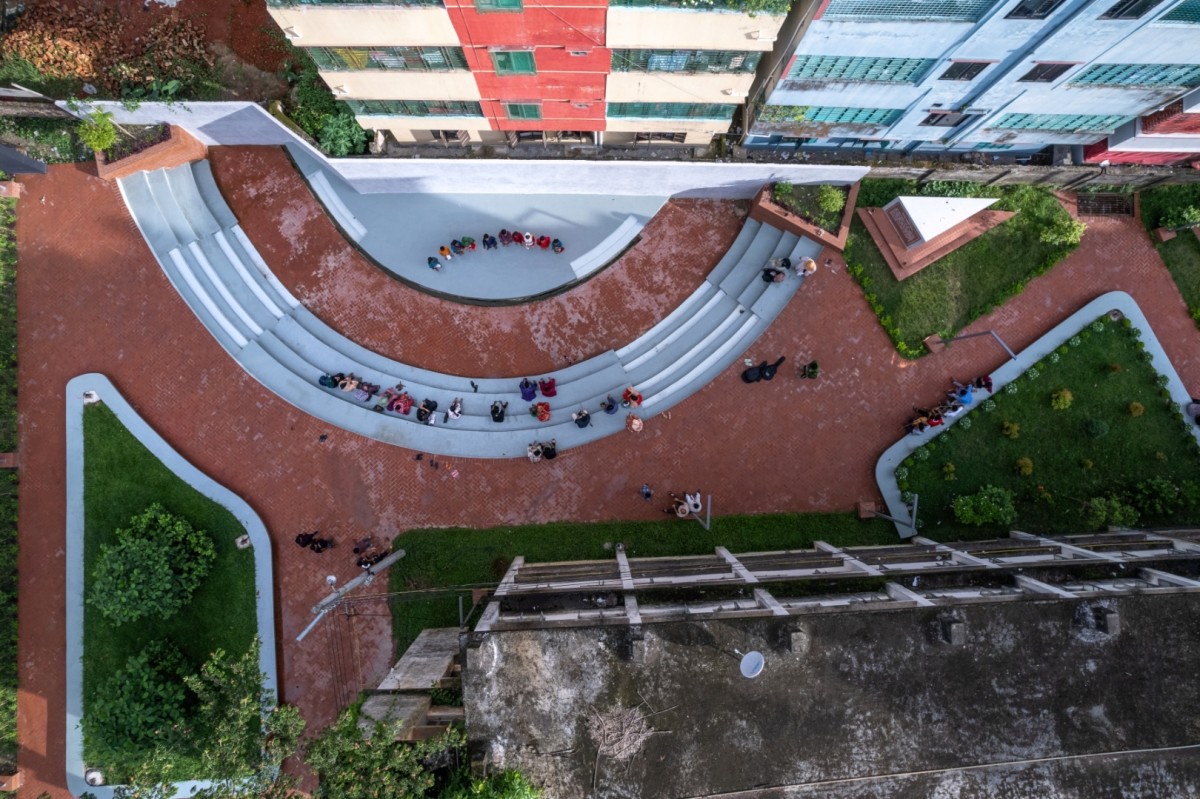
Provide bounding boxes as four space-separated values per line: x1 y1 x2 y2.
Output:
209 42 288 102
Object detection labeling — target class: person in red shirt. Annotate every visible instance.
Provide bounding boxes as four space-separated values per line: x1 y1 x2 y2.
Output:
538 377 557 397
623 387 643 407
537 235 551 250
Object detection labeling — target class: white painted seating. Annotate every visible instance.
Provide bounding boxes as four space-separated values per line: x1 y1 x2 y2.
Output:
569 215 643 279
118 160 816 457
307 170 367 241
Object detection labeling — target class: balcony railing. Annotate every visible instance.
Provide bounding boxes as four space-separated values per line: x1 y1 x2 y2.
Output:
609 0 790 15
268 0 442 8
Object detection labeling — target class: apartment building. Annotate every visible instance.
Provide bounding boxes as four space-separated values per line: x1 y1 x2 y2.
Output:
266 0 790 148
744 0 1200 157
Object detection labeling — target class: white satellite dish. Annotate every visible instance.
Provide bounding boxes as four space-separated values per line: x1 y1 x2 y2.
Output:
739 650 764 679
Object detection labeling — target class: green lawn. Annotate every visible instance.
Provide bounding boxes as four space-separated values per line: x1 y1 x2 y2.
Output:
1139 183 1200 233
844 180 1081 357
83 404 257 779
389 513 897 656
902 316 1200 538
0 198 15 774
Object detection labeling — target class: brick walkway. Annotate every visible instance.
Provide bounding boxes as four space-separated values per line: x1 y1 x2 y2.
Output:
15 153 1200 797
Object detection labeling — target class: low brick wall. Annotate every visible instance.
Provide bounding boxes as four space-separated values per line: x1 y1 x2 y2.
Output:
748 181 859 251
95 125 207 181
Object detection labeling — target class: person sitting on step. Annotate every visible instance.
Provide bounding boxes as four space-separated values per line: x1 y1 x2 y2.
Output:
490 401 508 423
623 387 643 408
530 401 551 423
539 377 557 397
446 397 464 421
519 378 538 401
537 235 552 250
542 439 558 460
338 374 360 391
552 238 565 254
527 442 543 463
572 409 591 428
416 399 438 424
600 395 619 415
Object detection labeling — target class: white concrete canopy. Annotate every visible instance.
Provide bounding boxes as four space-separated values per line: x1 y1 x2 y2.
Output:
891 196 998 243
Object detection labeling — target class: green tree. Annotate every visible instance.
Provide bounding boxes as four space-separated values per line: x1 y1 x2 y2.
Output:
89 503 216 624
77 109 118 153
817 184 846 216
952 485 1017 526
1161 205 1200 231
82 641 189 753
306 708 466 799
1084 495 1139 529
442 770 543 799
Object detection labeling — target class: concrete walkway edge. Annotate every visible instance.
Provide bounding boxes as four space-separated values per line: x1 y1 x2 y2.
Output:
874 291 1200 537
64 373 279 798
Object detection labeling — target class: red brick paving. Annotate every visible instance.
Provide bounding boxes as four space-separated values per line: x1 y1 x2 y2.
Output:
15 153 1200 797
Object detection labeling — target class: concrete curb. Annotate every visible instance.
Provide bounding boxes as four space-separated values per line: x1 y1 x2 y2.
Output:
874 291 1200 538
65 373 278 798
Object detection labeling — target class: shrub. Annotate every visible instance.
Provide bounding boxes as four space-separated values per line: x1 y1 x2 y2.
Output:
943 463 957 481
1048 352 1060 364
1084 418 1110 440
1156 374 1171 388
77 109 117 153
88 503 215 624
1014 457 1034 476
1085 495 1139 529
1002 421 1020 439
1080 458 1094 470
1039 217 1086 247
1134 477 1182 518
914 447 930 461
1068 335 1082 347
894 466 909 481
958 416 972 430
1129 401 1145 417
1092 320 1106 333
318 112 368 157
1161 205 1200 231
1050 388 1073 410
983 399 997 412
953 485 1017 526
82 641 189 752
817 184 846 216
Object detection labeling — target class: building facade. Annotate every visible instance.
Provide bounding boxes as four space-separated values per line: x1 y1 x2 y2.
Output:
265 0 790 148
744 0 1200 157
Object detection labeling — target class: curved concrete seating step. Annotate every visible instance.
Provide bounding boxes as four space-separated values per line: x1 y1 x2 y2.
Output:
569 215 643 279
307 170 367 241
118 160 817 457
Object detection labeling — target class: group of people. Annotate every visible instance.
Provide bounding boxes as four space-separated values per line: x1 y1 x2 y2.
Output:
761 256 817 284
905 375 993 435
428 230 566 271
352 536 387 570
527 439 558 462
317 369 644 431
317 372 463 426
294 531 334 553
664 491 704 518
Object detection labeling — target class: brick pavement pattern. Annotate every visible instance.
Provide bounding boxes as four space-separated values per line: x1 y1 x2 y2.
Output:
15 152 1200 797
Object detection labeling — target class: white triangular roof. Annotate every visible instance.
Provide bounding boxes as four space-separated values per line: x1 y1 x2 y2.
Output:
895 196 998 242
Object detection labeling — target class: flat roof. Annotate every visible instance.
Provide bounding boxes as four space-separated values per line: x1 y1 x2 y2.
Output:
464 592 1200 798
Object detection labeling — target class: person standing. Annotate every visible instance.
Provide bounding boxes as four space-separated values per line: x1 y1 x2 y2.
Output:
427 257 442 271
438 245 453 261
295 531 316 548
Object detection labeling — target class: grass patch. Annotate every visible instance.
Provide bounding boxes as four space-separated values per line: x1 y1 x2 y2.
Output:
1156 234 1200 326
389 513 897 656
0 116 88 164
901 316 1200 538
0 198 15 773
844 180 1082 357
83 404 257 781
772 182 846 232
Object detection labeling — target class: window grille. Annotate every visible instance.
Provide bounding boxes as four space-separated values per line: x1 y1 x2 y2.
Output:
1018 62 1074 82
939 61 990 80
990 112 1132 131
607 102 737 118
345 100 483 116
1099 0 1165 18
1071 62 1200 86
308 46 468 71
822 0 999 22
611 49 760 73
786 55 935 83
1161 0 1200 22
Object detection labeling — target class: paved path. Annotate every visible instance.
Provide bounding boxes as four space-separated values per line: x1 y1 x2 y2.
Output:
15 152 1200 797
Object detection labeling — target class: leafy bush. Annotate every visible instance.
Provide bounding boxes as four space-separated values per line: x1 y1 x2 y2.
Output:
77 110 117 153
1039 217 1086 247
894 466 909 481
1002 421 1020 439
89 503 215 624
1085 495 1139 529
943 463 957 481
83 641 189 752
958 416 972 430
318 112 368 157
983 399 997 412
1161 205 1200 231
1014 457 1034 476
1050 389 1073 411
1084 418 1110 439
1005 382 1019 395
817 183 846 215
1129 401 1145 417
953 485 1017 526
1134 477 1182 518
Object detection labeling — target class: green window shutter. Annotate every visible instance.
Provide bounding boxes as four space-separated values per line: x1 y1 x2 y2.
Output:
493 50 536 75
476 0 523 11
505 103 542 120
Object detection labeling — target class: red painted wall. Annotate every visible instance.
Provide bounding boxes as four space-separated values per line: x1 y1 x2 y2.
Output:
444 0 610 131
1084 139 1197 167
